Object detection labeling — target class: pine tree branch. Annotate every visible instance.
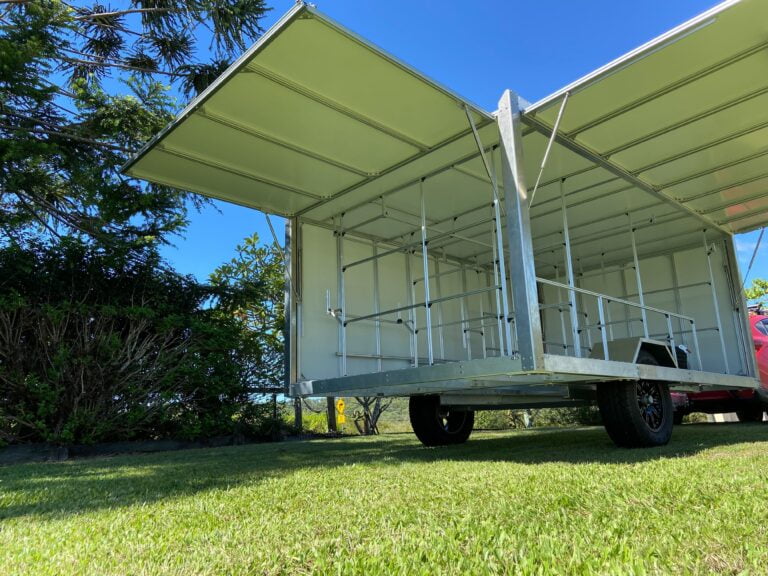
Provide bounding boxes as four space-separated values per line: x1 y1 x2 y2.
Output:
0 121 132 153
59 54 177 77
73 7 172 20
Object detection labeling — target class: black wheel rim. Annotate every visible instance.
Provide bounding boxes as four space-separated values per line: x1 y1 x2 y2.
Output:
438 409 467 435
636 380 664 431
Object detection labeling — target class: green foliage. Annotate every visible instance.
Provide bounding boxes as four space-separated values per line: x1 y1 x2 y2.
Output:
0 239 275 445
209 233 285 392
2 427 768 574
0 0 269 245
745 277 768 306
475 406 601 430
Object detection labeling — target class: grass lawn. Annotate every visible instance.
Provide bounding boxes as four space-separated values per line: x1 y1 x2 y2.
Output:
2 424 768 575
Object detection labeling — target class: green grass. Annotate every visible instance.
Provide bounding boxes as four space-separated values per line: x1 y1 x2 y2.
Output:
2 424 768 575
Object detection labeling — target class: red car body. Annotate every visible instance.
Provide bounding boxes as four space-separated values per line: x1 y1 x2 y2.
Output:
673 314 768 420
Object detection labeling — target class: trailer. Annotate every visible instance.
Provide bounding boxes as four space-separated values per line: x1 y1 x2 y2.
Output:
124 0 768 447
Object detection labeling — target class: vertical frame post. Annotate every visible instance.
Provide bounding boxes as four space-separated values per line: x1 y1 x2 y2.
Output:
723 236 755 377
372 241 382 373
337 217 347 376
460 266 471 360
703 231 730 374
498 89 544 370
284 218 302 430
490 217 506 355
420 179 434 365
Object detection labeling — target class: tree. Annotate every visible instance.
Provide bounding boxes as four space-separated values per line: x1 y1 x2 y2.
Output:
0 0 269 246
352 396 392 435
210 233 285 394
745 278 768 310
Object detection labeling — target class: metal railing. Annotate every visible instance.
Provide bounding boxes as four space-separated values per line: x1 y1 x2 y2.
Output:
536 277 704 370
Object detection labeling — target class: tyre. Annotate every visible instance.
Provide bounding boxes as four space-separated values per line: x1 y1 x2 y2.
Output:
736 407 764 422
409 395 474 446
597 350 674 447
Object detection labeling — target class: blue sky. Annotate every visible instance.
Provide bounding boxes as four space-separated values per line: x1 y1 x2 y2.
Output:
159 0 767 286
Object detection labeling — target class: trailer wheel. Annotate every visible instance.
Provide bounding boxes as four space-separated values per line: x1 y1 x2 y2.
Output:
736 407 764 422
597 351 673 447
409 395 474 446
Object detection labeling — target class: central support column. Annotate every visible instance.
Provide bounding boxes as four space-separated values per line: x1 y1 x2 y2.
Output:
498 90 544 371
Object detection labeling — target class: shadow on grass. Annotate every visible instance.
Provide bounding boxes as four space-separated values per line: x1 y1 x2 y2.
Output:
2 423 767 521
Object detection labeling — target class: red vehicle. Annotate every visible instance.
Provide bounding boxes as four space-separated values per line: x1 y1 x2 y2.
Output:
673 313 768 424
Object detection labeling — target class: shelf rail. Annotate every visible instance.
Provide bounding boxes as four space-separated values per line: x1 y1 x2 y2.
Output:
536 277 704 370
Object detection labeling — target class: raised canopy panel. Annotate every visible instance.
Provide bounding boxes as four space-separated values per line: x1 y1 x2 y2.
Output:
124 3 491 219
525 0 768 234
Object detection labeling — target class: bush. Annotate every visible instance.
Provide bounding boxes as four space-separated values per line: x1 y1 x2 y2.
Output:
0 240 277 445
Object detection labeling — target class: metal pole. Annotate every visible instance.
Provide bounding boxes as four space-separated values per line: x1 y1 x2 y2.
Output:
600 253 615 341
498 89 544 370
337 217 347 376
629 215 649 338
691 320 704 371
490 150 513 357
665 314 677 366
554 264 569 355
703 231 730 374
478 271 488 358
669 253 685 348
461 266 471 360
405 250 418 368
597 296 609 360
285 218 302 430
372 241 382 373
420 179 434 365
434 258 446 361
561 179 582 357
490 216 506 355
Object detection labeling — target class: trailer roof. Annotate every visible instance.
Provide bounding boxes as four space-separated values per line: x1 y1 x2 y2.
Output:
524 0 768 235
124 0 768 268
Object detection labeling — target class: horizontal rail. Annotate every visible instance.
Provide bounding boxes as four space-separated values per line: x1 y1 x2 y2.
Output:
343 217 495 271
536 277 695 324
344 285 500 327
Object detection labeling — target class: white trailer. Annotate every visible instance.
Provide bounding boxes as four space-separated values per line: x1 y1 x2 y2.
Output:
125 0 768 447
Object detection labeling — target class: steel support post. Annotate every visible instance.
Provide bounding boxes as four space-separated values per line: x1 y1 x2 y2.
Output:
490 218 506 355
460 266 471 360
628 217 649 338
560 179 582 357
723 236 755 377
372 241 382 373
554 265 569 354
420 180 434 365
337 217 347 376
405 251 418 367
498 90 544 370
703 231 730 374
597 296 610 360
490 151 513 357
284 218 302 429
434 258 446 360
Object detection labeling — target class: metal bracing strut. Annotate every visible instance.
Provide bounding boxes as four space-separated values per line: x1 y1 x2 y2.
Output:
560 179 582 357
628 215 650 338
465 106 513 356
530 92 570 205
